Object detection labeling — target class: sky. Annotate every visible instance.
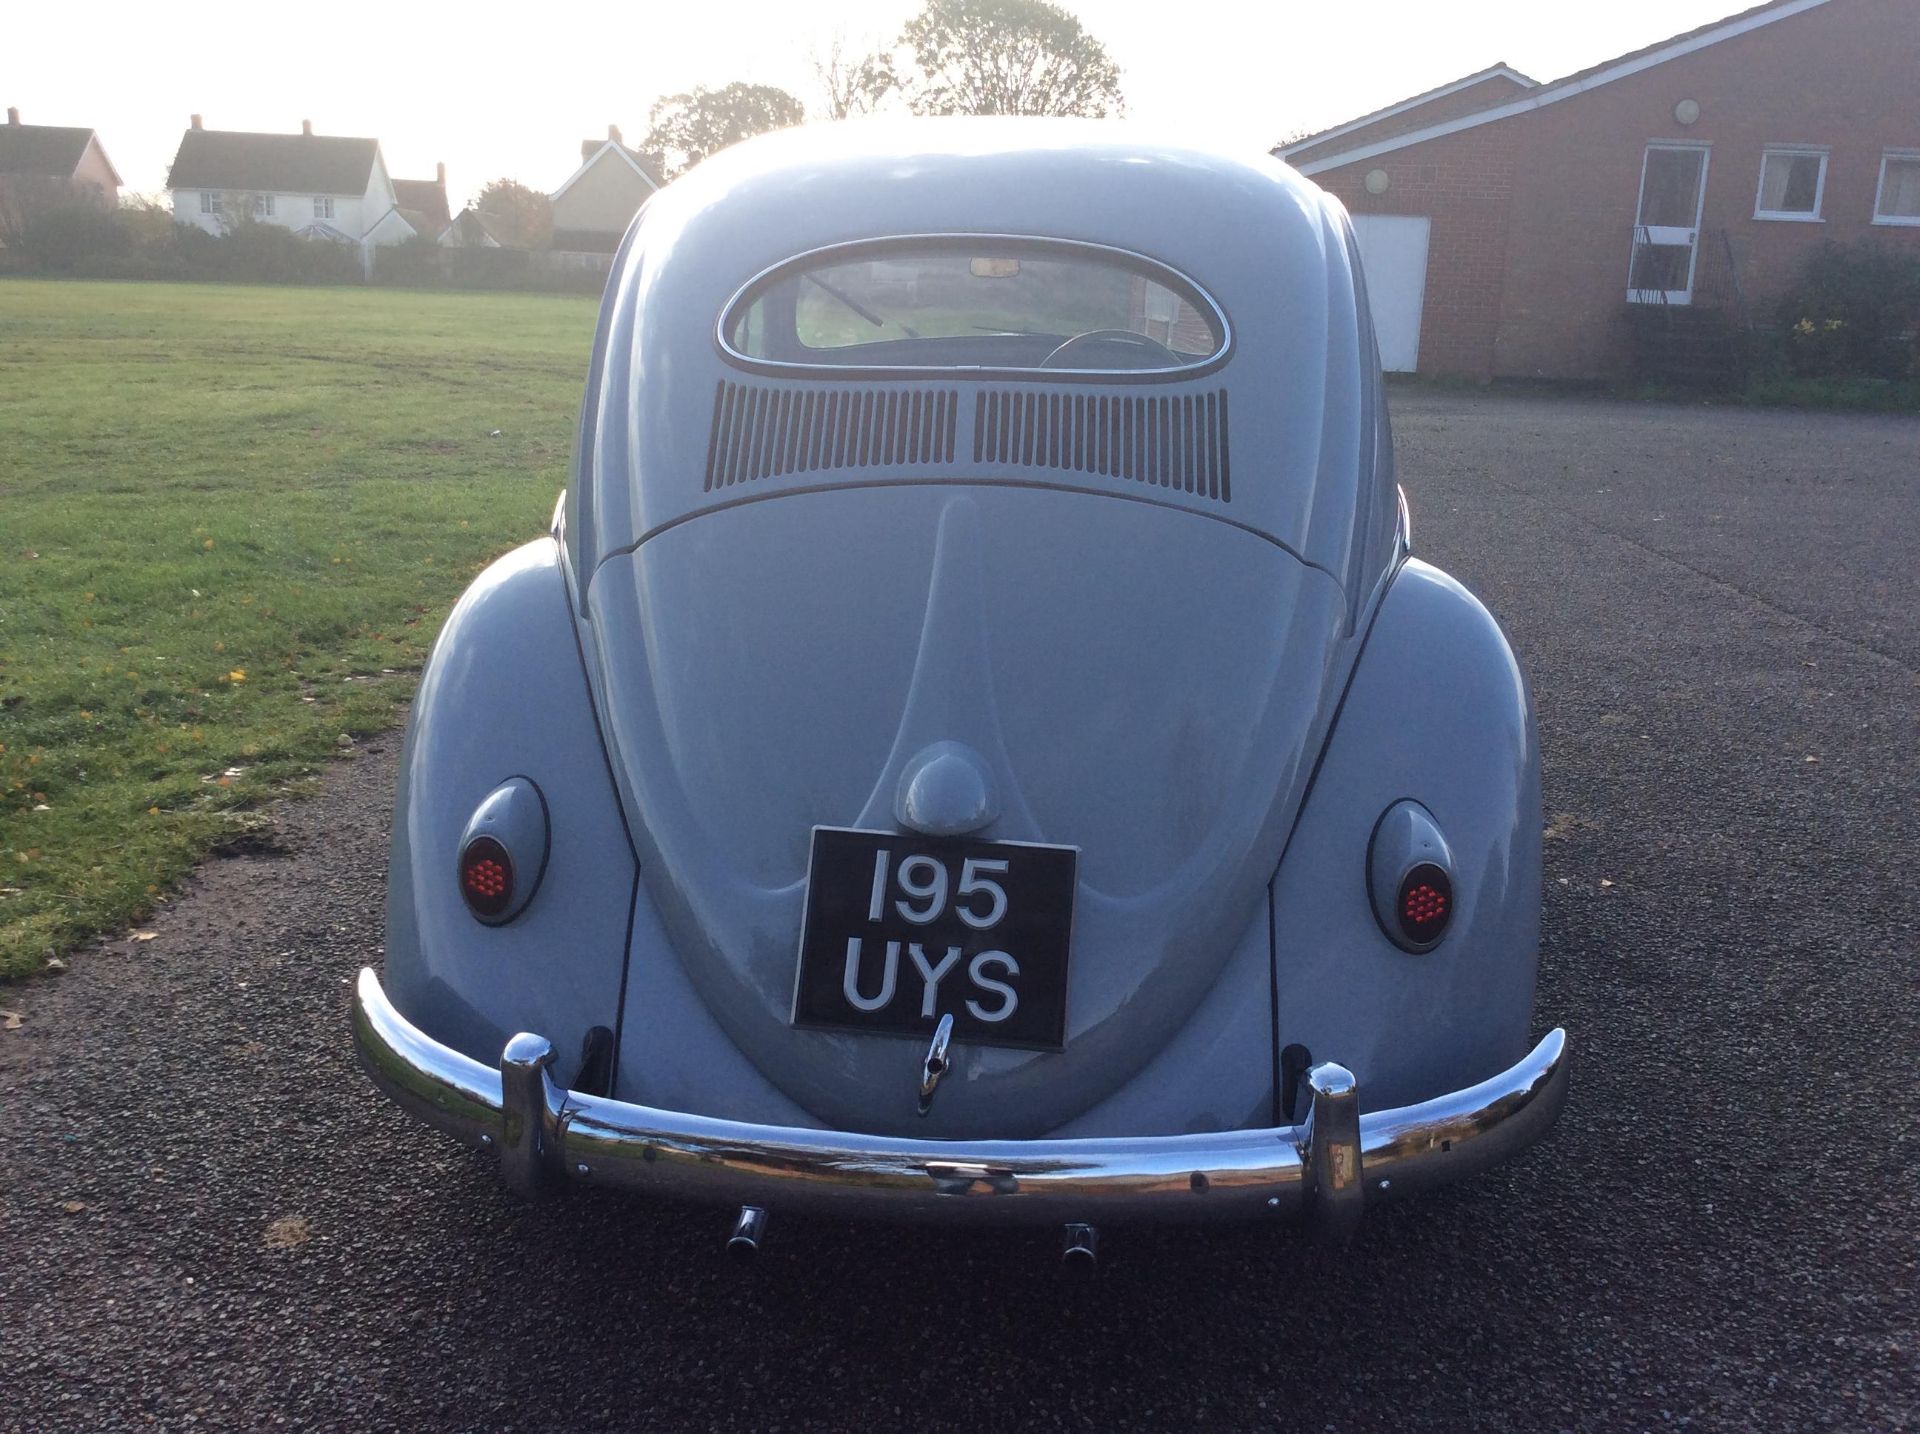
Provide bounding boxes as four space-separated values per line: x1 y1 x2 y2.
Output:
8 0 1759 203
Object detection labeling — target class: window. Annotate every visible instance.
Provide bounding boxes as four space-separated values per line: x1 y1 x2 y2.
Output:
1875 151 1920 225
723 239 1228 375
1754 148 1826 221
313 196 335 219
253 194 275 218
199 191 220 215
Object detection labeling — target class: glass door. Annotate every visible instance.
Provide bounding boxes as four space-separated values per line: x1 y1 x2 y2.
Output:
1628 144 1710 305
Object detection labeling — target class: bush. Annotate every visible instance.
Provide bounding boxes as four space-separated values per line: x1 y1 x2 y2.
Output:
2 208 363 285
1773 240 1920 380
1 203 607 293
8 202 128 270
370 242 608 295
367 233 449 287
201 218 361 285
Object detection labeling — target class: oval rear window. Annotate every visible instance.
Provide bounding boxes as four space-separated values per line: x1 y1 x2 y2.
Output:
721 238 1228 377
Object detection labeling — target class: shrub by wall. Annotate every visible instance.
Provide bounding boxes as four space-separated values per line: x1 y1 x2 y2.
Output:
1774 240 1920 380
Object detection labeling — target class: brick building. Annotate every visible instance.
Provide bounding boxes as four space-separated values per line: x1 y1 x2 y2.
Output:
1277 0 1920 380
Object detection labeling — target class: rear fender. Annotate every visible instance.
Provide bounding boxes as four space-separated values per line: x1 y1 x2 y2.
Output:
1272 558 1542 1113
385 538 636 1087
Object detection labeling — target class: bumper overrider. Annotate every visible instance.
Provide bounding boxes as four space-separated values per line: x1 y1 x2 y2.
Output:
352 967 1568 1233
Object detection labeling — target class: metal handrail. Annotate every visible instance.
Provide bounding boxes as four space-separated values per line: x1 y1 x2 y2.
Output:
1629 224 1669 308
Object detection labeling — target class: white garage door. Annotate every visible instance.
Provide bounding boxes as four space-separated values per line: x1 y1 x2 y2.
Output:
1350 215 1431 373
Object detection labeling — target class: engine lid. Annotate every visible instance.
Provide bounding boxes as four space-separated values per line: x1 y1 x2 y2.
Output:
584 484 1350 1137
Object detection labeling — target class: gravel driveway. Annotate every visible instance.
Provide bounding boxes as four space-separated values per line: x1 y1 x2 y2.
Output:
3 390 1915 1431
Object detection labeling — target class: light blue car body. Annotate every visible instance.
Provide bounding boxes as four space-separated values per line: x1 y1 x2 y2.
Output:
367 120 1557 1224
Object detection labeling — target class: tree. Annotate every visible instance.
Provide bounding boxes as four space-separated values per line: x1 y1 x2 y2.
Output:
117 192 179 247
471 179 552 250
897 0 1124 118
642 82 807 179
813 34 899 120
0 174 85 242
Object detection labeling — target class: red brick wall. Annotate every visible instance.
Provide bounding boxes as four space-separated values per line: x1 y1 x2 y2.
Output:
1305 0 1920 380
1313 122 1521 378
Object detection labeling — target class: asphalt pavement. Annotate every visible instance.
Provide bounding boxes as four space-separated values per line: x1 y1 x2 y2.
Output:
2 390 1915 1431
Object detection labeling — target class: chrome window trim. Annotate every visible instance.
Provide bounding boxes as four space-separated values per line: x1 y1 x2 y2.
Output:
715 233 1235 385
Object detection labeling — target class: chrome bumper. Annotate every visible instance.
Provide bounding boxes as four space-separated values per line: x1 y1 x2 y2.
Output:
352 967 1568 1230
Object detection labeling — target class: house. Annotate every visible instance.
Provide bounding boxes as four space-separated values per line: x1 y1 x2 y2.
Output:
549 124 661 253
0 107 121 231
393 164 452 242
1276 0 1920 380
166 117 415 256
440 206 506 249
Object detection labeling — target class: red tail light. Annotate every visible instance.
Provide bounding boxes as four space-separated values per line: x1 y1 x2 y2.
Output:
459 835 515 922
1396 863 1452 948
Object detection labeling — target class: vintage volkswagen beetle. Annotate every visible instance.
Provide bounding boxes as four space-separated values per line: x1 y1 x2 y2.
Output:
353 120 1567 1254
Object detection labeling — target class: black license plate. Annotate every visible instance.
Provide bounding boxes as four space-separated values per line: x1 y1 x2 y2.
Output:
792 827 1078 1051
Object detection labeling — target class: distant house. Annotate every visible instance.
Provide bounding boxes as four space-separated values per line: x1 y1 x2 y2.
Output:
393 164 452 242
0 106 121 232
166 117 415 260
1275 0 1920 380
440 206 507 249
549 124 661 253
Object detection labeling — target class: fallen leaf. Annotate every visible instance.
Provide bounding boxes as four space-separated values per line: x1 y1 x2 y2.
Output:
45 957 66 972
62 1200 87 1215
264 1215 311 1250
1803 755 1820 764
1 1011 22 1030
1599 878 1615 889
130 930 157 942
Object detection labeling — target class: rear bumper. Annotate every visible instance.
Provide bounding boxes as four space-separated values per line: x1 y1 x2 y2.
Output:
351 967 1568 1230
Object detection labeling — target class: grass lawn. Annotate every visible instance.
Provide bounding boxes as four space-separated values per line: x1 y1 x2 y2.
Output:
0 278 599 979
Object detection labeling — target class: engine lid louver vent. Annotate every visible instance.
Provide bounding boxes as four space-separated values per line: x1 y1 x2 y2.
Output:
972 389 1230 503
705 382 958 491
703 381 1230 505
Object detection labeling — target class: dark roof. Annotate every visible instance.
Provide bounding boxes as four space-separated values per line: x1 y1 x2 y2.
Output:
392 177 450 228
0 123 97 179
1278 65 1533 157
167 129 378 195
1532 0 1815 95
1281 0 1831 166
451 207 509 246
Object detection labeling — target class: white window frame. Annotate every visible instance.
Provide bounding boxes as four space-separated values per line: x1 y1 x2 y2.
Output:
1752 146 1828 222
1873 149 1920 227
313 196 335 219
200 191 220 214
253 194 275 218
